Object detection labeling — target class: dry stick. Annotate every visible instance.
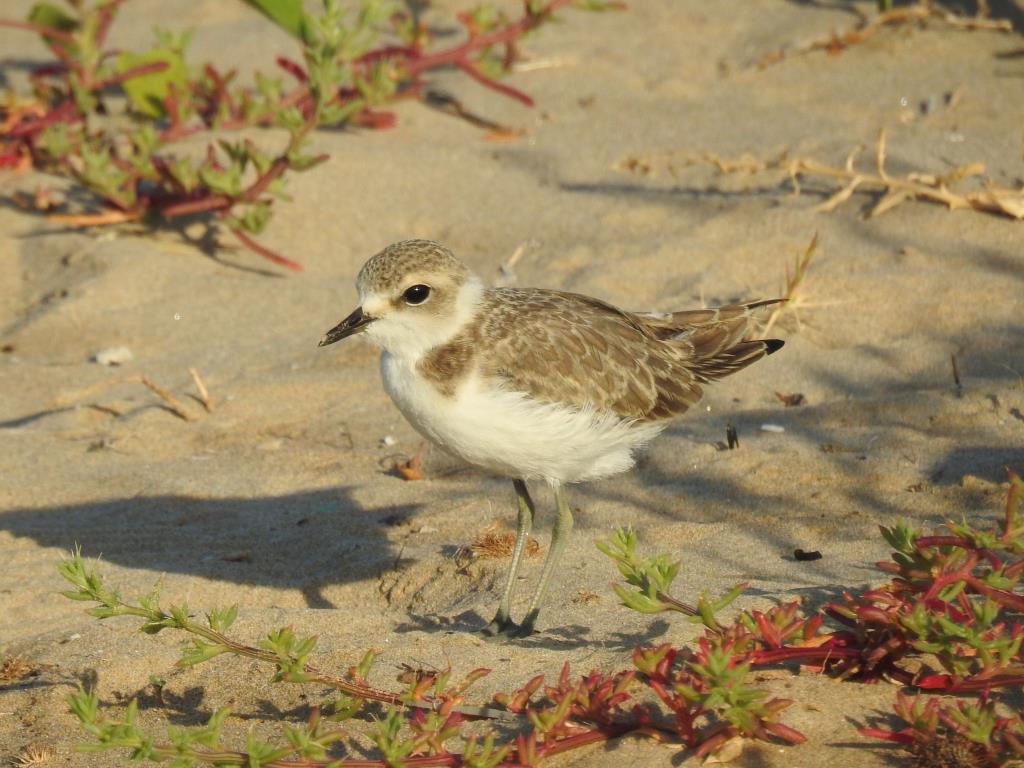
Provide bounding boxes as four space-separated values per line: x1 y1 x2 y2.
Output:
951 354 963 398
48 209 143 227
650 131 1024 221
792 130 1024 219
188 367 214 412
504 243 526 272
755 5 1011 69
57 376 195 422
496 242 527 285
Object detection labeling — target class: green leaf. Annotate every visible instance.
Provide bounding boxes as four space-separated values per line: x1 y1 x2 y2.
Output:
242 0 312 43
117 49 187 118
207 605 238 633
613 584 665 614
196 707 231 747
374 707 415 765
574 0 622 9
153 26 194 57
39 124 75 158
356 648 378 680
325 694 362 721
179 639 229 667
168 158 200 193
285 151 328 172
198 165 242 197
937 580 966 602
880 522 917 554
318 98 365 127
68 686 100 726
139 615 178 634
265 178 291 201
247 731 291 766
28 3 78 49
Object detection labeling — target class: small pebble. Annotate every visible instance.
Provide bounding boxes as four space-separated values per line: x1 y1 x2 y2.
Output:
93 346 133 366
760 423 786 433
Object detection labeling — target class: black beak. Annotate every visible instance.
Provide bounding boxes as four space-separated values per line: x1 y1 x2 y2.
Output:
319 306 373 347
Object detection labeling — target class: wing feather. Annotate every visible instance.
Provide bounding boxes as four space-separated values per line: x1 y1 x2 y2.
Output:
477 289 781 422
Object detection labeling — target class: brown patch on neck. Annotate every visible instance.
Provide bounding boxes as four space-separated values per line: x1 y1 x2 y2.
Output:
417 325 479 397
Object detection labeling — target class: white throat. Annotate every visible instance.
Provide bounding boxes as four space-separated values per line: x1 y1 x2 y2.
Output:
362 277 484 363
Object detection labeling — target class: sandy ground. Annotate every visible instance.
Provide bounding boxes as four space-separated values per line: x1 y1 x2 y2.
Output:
2 0 1024 765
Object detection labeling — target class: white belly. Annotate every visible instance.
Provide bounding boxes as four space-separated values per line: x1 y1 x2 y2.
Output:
380 352 664 484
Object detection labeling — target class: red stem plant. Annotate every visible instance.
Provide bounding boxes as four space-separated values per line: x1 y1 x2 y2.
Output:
1 0 618 271
602 470 1024 766
59 469 1024 764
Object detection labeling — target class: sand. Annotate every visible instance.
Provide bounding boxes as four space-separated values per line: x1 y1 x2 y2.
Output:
2 0 1024 765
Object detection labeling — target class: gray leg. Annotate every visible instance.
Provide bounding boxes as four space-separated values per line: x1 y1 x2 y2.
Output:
518 483 574 635
482 479 535 636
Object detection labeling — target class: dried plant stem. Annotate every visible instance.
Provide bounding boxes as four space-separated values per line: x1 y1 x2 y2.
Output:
756 4 1012 69
9 743 55 768
188 367 213 412
48 209 144 227
763 232 817 336
57 375 195 421
625 131 1024 221
791 131 1018 218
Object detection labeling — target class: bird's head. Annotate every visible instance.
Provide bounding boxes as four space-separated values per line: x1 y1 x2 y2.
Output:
319 240 484 359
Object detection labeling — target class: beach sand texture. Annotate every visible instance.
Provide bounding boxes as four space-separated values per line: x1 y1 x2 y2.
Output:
2 0 1024 765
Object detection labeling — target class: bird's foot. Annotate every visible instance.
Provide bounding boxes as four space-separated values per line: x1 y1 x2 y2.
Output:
480 611 538 641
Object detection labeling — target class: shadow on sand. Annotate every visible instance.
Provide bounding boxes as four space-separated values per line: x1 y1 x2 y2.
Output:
0 488 420 609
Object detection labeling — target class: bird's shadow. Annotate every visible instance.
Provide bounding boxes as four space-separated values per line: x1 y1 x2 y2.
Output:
0 488 419 609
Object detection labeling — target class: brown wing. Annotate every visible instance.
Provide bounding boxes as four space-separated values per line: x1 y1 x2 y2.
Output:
478 289 782 422
636 300 781 345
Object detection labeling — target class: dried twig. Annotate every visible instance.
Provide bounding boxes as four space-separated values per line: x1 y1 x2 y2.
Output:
496 241 528 286
623 131 1024 221
56 375 196 421
951 353 963 398
47 210 143 227
791 130 1023 219
188 367 213 412
754 4 1012 69
764 233 818 335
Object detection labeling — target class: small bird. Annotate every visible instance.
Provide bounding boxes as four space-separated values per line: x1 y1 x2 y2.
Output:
320 240 783 638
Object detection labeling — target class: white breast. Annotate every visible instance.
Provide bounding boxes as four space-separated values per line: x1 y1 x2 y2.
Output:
380 352 664 485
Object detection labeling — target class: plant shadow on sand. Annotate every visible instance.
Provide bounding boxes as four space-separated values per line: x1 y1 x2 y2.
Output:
393 609 674 651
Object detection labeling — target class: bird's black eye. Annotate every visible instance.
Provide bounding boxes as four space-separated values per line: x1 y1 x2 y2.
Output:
403 284 431 305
